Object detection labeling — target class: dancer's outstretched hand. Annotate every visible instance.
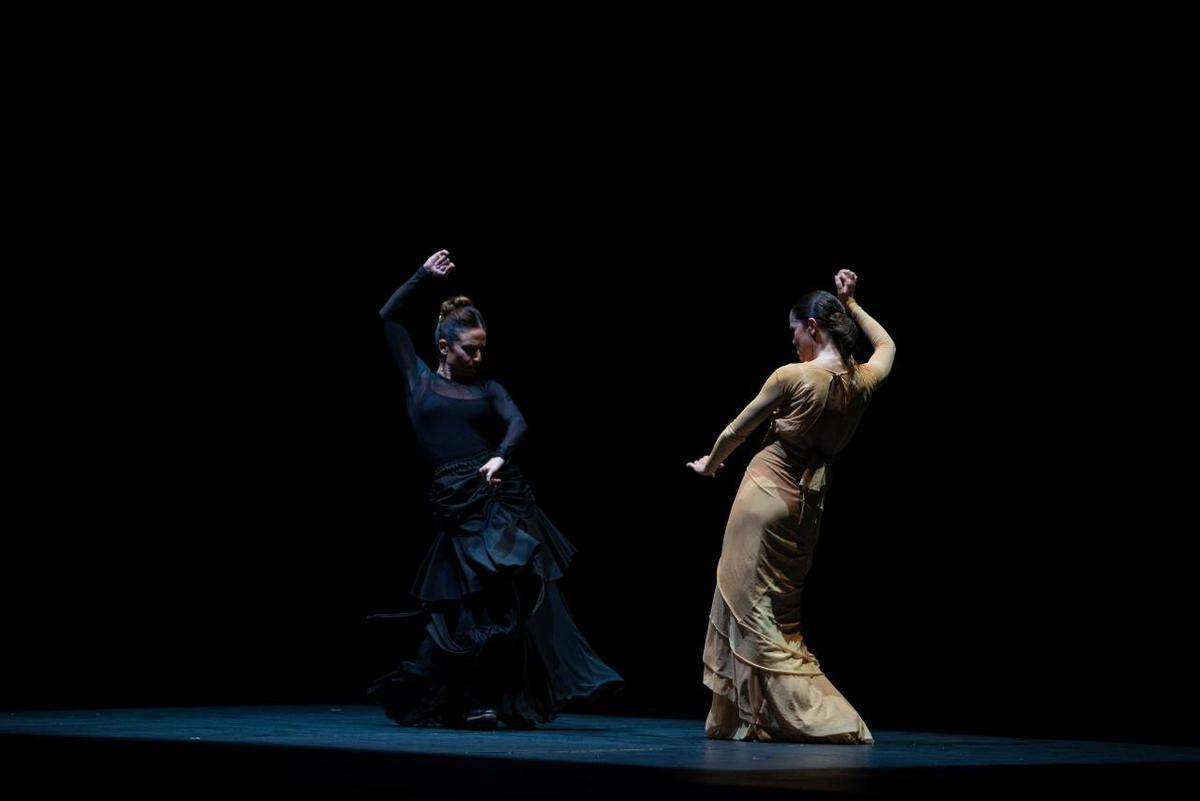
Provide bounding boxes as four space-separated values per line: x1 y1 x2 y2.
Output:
686 455 723 477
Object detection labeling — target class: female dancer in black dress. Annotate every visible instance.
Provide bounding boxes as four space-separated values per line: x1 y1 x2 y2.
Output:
368 249 623 729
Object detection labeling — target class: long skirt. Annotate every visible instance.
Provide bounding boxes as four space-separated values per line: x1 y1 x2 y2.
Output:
368 451 623 727
702 445 872 743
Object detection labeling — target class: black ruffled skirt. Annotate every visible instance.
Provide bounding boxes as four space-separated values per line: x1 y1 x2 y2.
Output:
367 451 623 726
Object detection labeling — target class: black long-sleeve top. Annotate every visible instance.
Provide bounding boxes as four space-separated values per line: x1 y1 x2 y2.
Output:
379 267 527 466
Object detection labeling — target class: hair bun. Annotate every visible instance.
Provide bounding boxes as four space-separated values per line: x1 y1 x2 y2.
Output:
439 295 474 318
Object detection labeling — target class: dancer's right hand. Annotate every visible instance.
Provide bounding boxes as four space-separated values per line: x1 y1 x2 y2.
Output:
686 455 724 477
423 249 455 277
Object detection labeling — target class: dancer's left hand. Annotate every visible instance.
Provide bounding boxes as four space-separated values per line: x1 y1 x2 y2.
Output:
834 268 858 305
480 457 506 485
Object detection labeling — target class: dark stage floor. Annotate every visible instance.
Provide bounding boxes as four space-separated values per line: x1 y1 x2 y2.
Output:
4 704 1198 797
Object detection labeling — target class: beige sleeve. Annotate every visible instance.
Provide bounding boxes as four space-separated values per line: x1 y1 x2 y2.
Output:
703 369 785 472
847 298 896 389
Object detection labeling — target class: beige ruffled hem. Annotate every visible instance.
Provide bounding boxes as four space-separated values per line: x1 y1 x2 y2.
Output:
702 585 873 744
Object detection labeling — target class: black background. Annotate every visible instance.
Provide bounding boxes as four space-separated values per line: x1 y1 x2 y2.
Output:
6 71 1195 747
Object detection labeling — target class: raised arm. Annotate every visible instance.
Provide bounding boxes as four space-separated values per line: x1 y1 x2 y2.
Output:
835 268 895 387
379 250 455 392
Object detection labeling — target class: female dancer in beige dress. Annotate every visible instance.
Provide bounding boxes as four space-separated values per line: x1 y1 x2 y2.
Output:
687 268 896 743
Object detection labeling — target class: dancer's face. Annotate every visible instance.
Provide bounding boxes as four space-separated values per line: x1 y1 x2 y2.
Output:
789 313 817 362
441 327 487 379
